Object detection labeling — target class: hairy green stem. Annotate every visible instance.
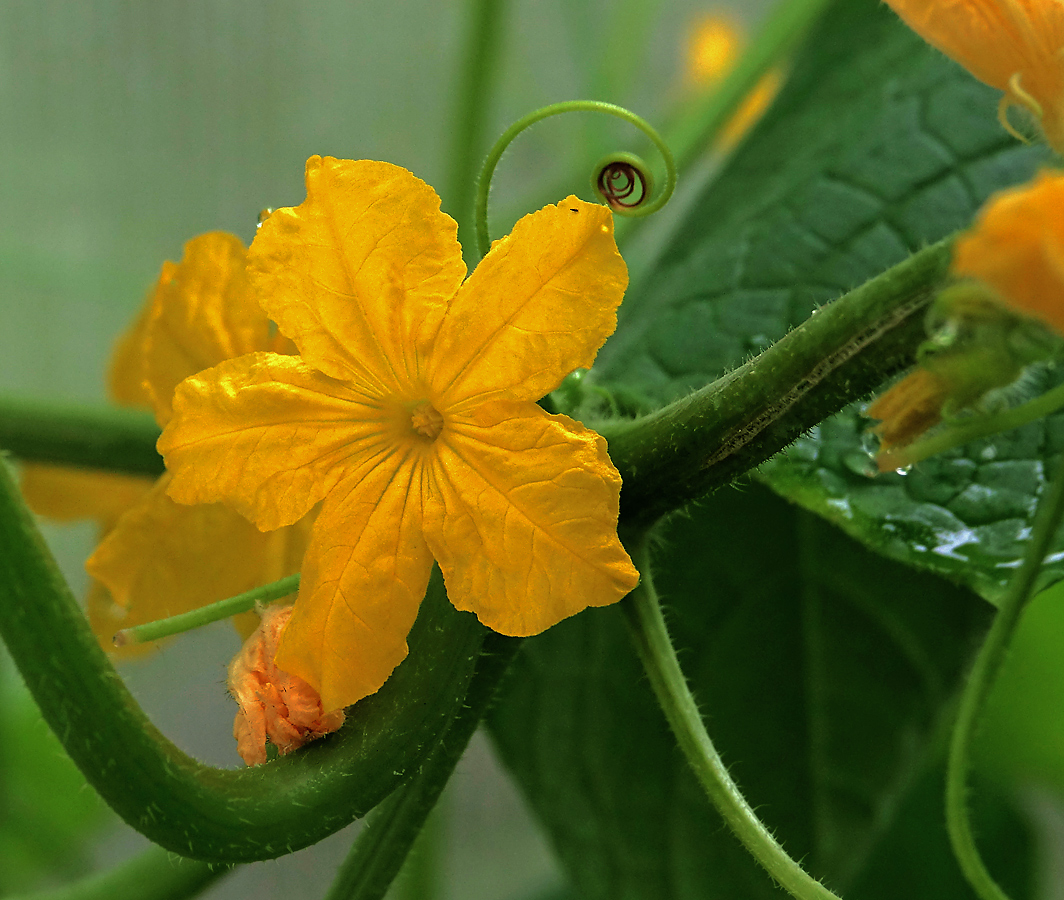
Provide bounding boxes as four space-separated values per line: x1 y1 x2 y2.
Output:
446 0 507 255
9 846 230 900
621 541 841 900
667 0 833 170
0 457 487 862
601 237 952 529
474 101 676 262
0 396 162 476
114 574 300 646
945 451 1064 900
324 633 521 900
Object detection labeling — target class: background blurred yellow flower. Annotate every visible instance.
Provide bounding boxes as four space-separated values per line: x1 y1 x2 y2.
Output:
160 157 640 713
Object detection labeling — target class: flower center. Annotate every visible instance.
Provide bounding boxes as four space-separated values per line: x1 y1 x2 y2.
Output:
409 401 444 441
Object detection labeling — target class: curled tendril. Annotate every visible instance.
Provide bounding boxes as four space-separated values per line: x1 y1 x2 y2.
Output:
473 100 677 263
594 152 653 213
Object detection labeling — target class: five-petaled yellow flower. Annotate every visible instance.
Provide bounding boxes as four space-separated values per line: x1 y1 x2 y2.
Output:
159 157 640 713
883 0 1064 153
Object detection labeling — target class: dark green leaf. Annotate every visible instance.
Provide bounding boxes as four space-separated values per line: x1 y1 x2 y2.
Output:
489 485 1007 898
596 0 1052 599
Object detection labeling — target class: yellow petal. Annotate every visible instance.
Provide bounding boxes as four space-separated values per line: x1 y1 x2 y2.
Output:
248 156 466 394
428 197 628 408
423 400 639 636
86 475 305 630
159 352 387 530
108 282 156 409
20 462 154 524
275 452 433 712
953 170 1064 333
144 232 273 426
685 13 743 87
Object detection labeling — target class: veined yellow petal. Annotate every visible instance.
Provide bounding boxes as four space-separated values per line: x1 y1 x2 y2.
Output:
248 157 466 395
144 232 272 426
87 475 305 627
428 197 628 409
159 352 391 531
20 462 154 524
424 400 638 636
275 452 433 713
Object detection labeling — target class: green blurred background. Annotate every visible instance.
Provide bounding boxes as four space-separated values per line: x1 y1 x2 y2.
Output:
5 1 1064 898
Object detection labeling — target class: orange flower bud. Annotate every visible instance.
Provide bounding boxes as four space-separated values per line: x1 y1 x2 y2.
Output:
227 604 345 766
883 0 1064 152
953 170 1064 334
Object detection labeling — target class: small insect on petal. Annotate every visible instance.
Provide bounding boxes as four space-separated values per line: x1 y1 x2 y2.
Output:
228 603 345 766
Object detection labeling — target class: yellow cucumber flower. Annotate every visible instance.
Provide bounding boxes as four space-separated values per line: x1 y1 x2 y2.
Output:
883 0 1064 152
868 170 1064 469
159 157 640 713
84 232 315 646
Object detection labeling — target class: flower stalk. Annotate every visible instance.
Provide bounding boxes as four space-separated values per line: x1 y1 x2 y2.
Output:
621 539 841 900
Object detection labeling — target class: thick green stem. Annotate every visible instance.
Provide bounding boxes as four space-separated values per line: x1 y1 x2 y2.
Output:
9 846 230 900
446 0 507 255
0 396 162 476
601 238 952 529
0 458 487 862
621 542 841 900
945 451 1064 900
324 633 521 900
667 0 833 171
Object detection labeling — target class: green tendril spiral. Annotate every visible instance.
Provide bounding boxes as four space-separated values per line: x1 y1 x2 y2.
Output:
473 100 676 262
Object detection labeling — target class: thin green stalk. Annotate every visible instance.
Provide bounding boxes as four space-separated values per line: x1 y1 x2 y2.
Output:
0 395 162 476
667 0 833 171
9 846 230 900
114 574 300 646
0 457 488 862
324 633 521 900
446 0 507 255
945 451 1064 900
474 101 676 262
621 541 841 900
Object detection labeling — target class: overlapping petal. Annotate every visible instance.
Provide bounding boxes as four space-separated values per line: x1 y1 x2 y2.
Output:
248 157 466 394
423 400 638 636
953 170 1064 332
427 197 628 408
143 232 272 426
20 463 153 524
159 352 389 530
275 451 433 712
86 475 303 632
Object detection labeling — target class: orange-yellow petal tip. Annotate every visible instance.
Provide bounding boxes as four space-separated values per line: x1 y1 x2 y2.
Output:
866 367 950 469
952 169 1064 335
